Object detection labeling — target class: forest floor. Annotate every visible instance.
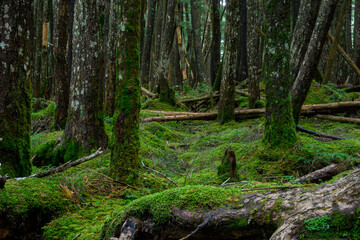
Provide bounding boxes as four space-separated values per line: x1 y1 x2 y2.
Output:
1 83 360 240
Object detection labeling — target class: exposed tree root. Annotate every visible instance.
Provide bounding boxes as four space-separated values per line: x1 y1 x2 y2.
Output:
295 125 347 140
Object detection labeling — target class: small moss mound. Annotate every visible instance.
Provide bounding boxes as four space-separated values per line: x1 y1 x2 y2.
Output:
0 178 71 239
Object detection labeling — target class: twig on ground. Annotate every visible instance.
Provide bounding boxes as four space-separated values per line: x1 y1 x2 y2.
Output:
141 162 179 187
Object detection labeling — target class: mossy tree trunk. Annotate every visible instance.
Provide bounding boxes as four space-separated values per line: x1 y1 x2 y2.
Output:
110 0 141 184
247 0 261 108
210 0 221 88
217 0 239 124
59 0 108 163
263 0 297 148
351 0 360 85
53 0 70 129
291 0 338 124
0 0 33 178
104 0 120 117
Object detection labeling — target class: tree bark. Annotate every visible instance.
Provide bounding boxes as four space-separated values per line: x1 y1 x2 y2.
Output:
140 0 156 87
60 0 108 162
110 0 141 184
352 0 360 85
191 0 209 85
0 0 33 178
217 0 239 124
291 0 339 124
104 168 360 240
247 0 261 108
53 0 70 129
263 0 297 148
236 0 248 83
210 0 221 87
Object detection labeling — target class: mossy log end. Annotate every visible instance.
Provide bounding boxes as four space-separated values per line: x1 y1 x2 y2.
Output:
104 169 360 240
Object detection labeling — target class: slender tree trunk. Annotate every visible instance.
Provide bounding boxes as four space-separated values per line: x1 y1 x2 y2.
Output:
191 0 209 85
59 0 108 163
263 0 297 148
352 0 360 85
247 0 261 108
104 0 119 117
0 0 33 177
110 0 141 184
140 0 146 58
32 0 45 98
217 0 238 124
292 0 301 27
291 0 339 124
53 0 70 129
290 0 321 83
237 0 248 83
141 0 156 87
323 0 351 84
211 0 221 88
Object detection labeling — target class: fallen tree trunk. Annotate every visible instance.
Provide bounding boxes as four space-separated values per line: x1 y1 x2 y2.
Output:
345 86 360 93
103 168 360 240
141 87 156 98
294 163 343 183
142 101 360 122
315 114 360 124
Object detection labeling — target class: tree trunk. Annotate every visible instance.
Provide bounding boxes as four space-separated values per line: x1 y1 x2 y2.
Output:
102 169 360 240
323 0 351 84
110 0 141 184
236 0 248 83
291 0 339 124
210 0 221 87
53 0 70 129
352 0 360 85
140 0 156 87
104 0 120 117
247 0 261 108
217 0 238 124
263 0 297 148
292 0 301 27
59 0 108 163
0 0 33 178
191 0 209 85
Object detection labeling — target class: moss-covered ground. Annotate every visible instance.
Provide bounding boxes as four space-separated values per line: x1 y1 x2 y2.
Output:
1 84 359 239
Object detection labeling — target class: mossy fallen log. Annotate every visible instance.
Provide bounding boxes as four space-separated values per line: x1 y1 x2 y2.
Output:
315 114 360 124
101 168 360 240
142 101 360 123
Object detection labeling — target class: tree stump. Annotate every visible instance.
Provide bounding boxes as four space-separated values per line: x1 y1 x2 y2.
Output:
0 175 7 189
217 149 238 181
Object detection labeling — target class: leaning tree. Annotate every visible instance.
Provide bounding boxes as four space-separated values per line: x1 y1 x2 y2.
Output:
0 0 33 178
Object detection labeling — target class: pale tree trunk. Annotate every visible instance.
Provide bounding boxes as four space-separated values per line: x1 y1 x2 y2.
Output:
247 0 261 108
59 0 108 163
110 0 141 184
0 0 33 178
291 0 339 124
53 0 70 129
217 0 238 124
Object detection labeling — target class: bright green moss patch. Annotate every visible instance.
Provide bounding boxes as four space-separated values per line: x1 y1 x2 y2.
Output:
304 83 356 105
301 212 360 239
32 102 56 121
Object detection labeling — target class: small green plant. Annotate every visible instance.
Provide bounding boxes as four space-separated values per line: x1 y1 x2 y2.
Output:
304 214 331 232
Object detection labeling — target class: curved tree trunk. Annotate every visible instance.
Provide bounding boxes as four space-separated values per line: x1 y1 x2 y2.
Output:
0 0 33 178
105 169 360 240
53 0 70 129
110 0 141 184
263 0 297 148
217 0 239 124
59 0 108 162
291 0 339 124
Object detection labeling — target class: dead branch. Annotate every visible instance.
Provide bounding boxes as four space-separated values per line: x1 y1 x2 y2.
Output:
28 148 104 179
315 114 360 124
141 87 156 98
345 85 360 93
296 125 347 140
141 162 179 187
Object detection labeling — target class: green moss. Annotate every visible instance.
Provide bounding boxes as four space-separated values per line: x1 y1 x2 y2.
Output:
32 102 56 121
301 212 360 239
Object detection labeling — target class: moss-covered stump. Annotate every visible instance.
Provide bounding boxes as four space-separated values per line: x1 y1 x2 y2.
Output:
100 169 360 240
0 178 71 239
217 149 239 181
